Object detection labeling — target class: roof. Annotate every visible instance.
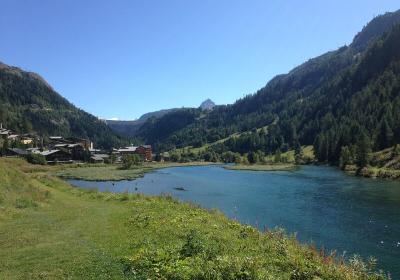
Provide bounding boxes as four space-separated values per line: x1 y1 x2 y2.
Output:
140 145 152 149
95 154 109 158
49 136 63 140
54 143 82 148
40 149 61 156
8 148 28 155
67 143 82 148
0 130 10 135
54 144 68 148
26 148 41 154
91 154 109 161
118 146 137 152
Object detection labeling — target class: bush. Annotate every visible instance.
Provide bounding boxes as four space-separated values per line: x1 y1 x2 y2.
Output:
121 154 142 169
26 153 46 165
180 230 205 257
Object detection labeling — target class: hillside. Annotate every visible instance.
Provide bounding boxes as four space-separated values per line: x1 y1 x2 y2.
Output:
133 10 400 161
0 158 388 279
106 108 182 137
106 99 216 138
0 62 127 149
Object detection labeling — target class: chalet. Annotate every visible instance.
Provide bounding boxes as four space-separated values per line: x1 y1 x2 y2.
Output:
116 145 152 161
0 129 10 140
49 136 92 150
66 137 93 150
26 147 41 154
0 123 10 139
117 146 137 155
160 152 170 162
90 154 109 163
7 134 19 141
54 143 84 151
20 136 34 145
40 149 72 164
6 148 28 157
49 136 63 141
136 145 152 161
89 148 102 154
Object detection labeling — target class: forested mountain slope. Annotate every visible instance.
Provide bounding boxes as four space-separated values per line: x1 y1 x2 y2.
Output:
106 108 182 137
107 98 216 138
0 62 126 149
134 10 400 160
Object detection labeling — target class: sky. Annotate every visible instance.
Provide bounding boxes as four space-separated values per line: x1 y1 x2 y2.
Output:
1 1 399 120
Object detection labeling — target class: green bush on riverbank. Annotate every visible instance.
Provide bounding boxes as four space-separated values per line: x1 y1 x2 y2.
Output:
0 158 388 279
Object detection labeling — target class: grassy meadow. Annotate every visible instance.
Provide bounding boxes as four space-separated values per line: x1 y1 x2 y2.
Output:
224 163 297 172
55 161 215 181
0 158 388 279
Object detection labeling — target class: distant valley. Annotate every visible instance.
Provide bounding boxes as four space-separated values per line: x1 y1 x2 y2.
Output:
106 99 216 137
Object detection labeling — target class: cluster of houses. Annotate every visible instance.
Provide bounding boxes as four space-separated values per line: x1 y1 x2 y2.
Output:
0 124 152 164
1 124 35 145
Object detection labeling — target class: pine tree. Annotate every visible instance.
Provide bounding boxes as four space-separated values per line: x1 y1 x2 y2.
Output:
274 150 281 163
339 146 352 170
355 133 372 168
247 151 258 164
377 118 393 150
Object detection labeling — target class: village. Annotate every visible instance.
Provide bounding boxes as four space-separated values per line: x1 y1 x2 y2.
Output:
0 124 152 164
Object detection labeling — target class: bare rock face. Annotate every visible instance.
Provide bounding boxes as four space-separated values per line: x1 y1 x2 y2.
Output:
199 99 216 110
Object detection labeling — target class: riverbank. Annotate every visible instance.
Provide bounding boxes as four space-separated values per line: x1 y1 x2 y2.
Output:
55 161 215 181
344 164 400 180
224 163 297 171
0 157 387 279
343 146 400 180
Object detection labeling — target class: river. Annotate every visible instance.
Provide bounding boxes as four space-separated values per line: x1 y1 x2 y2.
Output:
69 165 400 278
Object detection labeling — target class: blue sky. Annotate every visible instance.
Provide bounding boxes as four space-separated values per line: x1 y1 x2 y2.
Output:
1 1 399 120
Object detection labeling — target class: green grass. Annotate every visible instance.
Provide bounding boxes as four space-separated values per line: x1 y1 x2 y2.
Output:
0 158 387 279
344 146 400 179
55 162 215 181
173 125 273 155
265 146 315 163
224 163 297 172
56 164 153 181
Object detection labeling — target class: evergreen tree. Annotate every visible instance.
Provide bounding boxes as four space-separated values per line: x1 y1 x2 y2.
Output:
274 150 282 163
294 144 303 165
355 133 372 168
393 144 400 157
247 151 258 164
339 146 352 170
376 118 393 150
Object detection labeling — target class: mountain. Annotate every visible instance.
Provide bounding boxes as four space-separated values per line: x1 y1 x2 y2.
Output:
351 10 400 51
107 99 216 137
139 108 181 121
106 108 182 137
199 99 216 110
0 62 127 149
133 10 400 159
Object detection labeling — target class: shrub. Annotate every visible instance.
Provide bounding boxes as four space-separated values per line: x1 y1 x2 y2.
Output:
26 153 47 165
121 154 142 169
180 230 205 257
